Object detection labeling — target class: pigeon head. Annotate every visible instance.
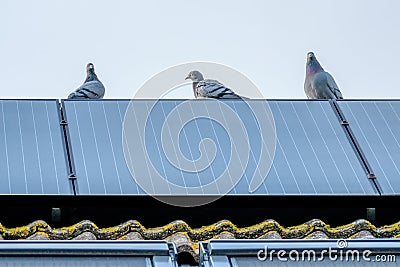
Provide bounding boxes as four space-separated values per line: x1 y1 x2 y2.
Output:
306 51 323 74
86 63 95 73
307 52 315 60
85 63 98 82
185 70 204 82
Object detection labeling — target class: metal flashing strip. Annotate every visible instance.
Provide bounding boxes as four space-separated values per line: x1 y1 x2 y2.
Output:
201 239 400 267
0 240 178 267
0 240 174 256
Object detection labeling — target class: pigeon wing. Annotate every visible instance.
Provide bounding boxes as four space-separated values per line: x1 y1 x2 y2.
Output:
325 72 343 99
196 79 242 99
304 76 315 99
68 81 105 99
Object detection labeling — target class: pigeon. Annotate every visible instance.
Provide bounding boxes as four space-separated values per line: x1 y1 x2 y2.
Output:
68 63 105 99
304 52 343 99
185 70 248 99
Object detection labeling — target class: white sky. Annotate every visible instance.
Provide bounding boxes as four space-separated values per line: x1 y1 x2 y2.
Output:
1 0 399 99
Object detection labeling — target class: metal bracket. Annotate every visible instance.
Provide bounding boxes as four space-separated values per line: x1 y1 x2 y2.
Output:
68 174 77 180
199 242 210 267
366 208 376 222
51 208 61 222
168 242 178 266
340 120 349 125
203 251 210 261
60 120 68 125
368 173 376 179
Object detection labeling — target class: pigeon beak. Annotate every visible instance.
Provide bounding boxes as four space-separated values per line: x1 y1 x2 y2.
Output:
185 75 190 80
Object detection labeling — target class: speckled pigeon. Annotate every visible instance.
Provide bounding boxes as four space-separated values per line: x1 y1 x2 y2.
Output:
68 63 105 99
185 70 248 99
304 52 343 99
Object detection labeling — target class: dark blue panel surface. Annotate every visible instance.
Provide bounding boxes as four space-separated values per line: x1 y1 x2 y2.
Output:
248 100 374 195
66 100 376 196
63 100 145 195
338 100 400 195
123 99 276 197
0 100 71 194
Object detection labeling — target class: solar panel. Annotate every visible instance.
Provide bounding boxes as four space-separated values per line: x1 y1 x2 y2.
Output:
0 100 71 194
245 100 375 195
65 99 376 196
123 99 276 197
62 100 146 195
125 99 375 195
337 100 400 195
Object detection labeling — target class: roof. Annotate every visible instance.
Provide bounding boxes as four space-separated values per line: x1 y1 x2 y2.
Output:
1 219 399 262
1 99 400 265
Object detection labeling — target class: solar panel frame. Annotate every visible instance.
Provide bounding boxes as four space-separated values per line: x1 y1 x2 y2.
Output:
0 99 73 195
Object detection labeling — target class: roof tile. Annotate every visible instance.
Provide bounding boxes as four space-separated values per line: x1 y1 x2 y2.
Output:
1 219 399 262
72 232 97 240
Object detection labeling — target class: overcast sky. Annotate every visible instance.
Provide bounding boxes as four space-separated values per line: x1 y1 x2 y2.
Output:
1 0 399 99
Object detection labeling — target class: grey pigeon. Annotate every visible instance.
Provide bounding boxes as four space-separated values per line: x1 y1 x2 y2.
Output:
185 70 248 99
68 63 105 99
304 52 343 99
